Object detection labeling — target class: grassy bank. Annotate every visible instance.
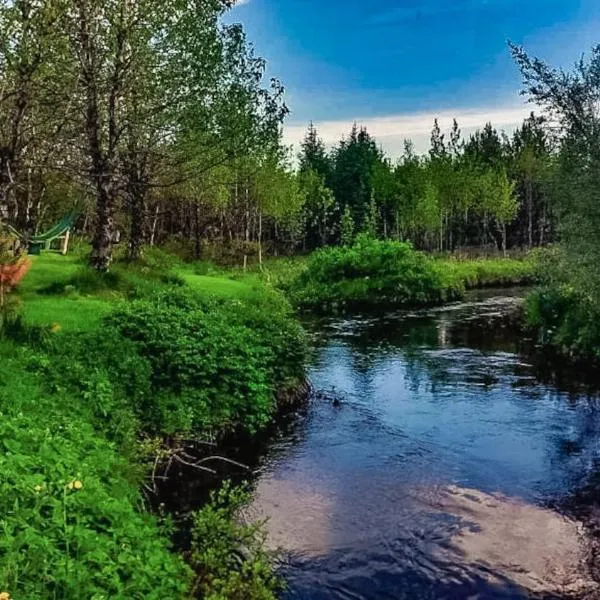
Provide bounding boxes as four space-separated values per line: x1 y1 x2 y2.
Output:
284 235 537 312
0 250 306 599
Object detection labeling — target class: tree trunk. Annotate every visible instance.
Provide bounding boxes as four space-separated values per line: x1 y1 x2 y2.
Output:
128 196 145 262
243 184 249 270
539 199 546 246
149 203 159 246
526 177 533 249
258 210 263 265
194 202 201 259
89 180 113 271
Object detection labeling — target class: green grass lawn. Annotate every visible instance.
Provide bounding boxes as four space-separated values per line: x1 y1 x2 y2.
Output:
17 252 261 333
18 253 110 332
176 268 259 298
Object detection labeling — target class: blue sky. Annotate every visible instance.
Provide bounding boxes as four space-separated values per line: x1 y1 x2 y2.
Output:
229 0 600 156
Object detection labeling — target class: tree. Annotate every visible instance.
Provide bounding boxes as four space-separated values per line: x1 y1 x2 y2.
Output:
340 204 354 247
0 0 71 231
64 0 156 270
299 123 332 182
512 42 600 300
331 124 384 232
510 113 552 248
299 168 334 249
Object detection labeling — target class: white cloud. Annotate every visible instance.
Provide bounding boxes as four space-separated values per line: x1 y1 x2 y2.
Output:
283 104 534 159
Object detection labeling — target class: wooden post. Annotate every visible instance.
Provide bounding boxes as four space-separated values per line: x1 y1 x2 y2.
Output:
61 229 70 255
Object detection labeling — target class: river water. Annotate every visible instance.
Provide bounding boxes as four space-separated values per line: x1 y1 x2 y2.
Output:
249 289 600 600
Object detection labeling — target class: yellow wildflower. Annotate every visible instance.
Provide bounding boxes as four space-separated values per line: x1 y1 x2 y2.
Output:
50 323 62 333
0 591 11 600
34 484 43 493
73 480 83 490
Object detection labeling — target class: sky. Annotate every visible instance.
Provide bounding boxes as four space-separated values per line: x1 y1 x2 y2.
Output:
228 0 600 158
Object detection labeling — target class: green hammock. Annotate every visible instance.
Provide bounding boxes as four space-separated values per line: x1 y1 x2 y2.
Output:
2 211 78 254
28 210 79 254
30 211 79 243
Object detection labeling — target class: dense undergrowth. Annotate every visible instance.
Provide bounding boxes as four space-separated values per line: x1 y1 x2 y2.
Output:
287 235 536 312
0 249 306 600
524 248 600 364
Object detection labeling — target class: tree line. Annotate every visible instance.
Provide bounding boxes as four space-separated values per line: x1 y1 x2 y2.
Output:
298 113 554 255
0 0 582 268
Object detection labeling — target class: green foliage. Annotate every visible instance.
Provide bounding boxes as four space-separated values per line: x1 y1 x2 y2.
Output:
434 256 537 289
190 482 281 600
525 287 600 362
292 234 463 311
298 168 336 248
104 288 306 436
340 205 355 247
0 250 307 598
523 247 600 362
290 237 537 312
512 43 600 361
0 344 191 600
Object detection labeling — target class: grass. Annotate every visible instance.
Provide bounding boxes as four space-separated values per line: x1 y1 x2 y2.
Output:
18 254 112 331
434 256 537 290
16 252 261 333
176 268 260 299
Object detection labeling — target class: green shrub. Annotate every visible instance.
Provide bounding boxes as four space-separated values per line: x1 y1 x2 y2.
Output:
104 288 306 436
190 482 280 600
525 286 600 362
32 329 152 444
0 344 191 600
292 234 463 311
434 256 537 290
1 251 307 599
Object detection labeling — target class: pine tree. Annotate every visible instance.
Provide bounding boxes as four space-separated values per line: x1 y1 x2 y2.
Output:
299 123 332 182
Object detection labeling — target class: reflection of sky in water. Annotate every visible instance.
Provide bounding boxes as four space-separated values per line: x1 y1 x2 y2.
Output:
251 291 600 599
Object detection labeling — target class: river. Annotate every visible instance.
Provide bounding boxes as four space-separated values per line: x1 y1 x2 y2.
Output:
249 289 600 599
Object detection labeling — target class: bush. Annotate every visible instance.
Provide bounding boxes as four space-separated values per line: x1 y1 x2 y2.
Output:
292 234 463 311
525 286 600 362
104 288 307 436
0 250 307 599
190 482 280 600
434 256 537 290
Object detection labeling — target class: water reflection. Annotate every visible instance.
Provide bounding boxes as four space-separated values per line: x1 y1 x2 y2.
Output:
251 290 600 599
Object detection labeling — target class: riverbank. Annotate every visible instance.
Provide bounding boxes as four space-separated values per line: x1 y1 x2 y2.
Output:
0 250 308 599
280 235 537 312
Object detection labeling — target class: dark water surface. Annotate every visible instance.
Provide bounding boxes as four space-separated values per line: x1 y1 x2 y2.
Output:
250 290 600 600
